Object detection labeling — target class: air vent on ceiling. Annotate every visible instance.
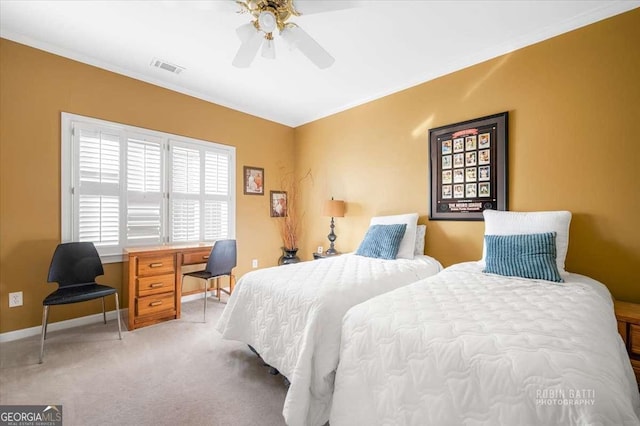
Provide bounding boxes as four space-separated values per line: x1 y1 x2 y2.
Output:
150 58 184 75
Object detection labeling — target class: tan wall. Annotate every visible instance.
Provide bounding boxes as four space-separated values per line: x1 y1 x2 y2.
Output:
295 9 640 302
2 9 639 334
0 39 295 333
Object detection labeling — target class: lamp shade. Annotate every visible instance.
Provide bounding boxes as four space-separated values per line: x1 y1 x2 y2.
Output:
323 199 345 218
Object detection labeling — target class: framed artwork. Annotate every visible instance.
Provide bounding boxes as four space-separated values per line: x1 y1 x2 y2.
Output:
243 166 264 195
270 191 287 217
429 112 508 220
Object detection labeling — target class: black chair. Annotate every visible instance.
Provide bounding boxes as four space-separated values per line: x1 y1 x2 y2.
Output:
183 239 237 321
40 242 122 363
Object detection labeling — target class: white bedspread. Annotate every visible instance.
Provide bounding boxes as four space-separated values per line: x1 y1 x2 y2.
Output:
215 253 442 426
331 262 640 426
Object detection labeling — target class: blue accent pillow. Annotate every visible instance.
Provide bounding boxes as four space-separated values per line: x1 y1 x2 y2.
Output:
356 224 408 260
484 232 564 282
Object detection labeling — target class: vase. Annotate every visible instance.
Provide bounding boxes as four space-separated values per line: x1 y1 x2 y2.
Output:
278 248 300 265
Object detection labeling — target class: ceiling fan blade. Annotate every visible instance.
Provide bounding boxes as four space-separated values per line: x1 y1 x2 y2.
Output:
293 0 364 15
281 26 334 69
236 21 257 43
232 31 264 68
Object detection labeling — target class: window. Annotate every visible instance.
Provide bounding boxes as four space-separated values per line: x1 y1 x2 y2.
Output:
61 113 236 262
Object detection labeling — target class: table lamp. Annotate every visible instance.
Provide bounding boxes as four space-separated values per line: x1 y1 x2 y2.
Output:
322 198 345 255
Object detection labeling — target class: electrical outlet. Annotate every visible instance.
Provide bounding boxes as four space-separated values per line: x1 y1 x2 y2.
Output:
317 246 323 254
252 259 258 268
9 291 23 308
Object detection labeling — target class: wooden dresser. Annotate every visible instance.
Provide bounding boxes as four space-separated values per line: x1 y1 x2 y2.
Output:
124 243 213 330
614 300 640 385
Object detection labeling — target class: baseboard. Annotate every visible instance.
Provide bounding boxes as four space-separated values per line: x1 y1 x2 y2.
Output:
0 293 214 343
0 310 122 343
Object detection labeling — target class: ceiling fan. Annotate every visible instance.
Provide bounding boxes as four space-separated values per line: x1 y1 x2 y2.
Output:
232 0 360 69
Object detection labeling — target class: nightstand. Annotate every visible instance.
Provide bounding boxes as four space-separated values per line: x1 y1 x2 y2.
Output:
313 252 339 260
614 300 640 385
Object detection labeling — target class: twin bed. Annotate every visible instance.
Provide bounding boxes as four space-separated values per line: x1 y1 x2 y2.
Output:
217 210 640 425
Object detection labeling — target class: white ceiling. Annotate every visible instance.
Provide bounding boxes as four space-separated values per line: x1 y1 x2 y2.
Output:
1 1 638 127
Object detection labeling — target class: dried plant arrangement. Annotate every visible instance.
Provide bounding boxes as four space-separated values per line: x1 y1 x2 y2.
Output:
276 168 312 250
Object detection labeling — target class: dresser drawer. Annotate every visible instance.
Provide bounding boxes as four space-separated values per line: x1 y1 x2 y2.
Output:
629 324 640 355
631 359 640 383
182 249 211 266
137 274 175 297
136 292 176 317
137 254 175 276
619 321 628 345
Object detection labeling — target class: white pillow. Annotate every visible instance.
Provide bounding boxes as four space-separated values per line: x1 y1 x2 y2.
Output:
480 210 572 272
414 224 426 255
370 213 419 259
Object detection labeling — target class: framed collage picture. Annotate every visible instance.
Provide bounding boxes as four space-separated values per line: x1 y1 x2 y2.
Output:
429 112 508 220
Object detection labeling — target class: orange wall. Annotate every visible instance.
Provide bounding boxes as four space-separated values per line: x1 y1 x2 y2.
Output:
295 9 640 302
0 39 294 332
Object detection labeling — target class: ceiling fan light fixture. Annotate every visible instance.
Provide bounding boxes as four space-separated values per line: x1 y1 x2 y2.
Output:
258 10 277 33
232 0 340 69
262 37 276 59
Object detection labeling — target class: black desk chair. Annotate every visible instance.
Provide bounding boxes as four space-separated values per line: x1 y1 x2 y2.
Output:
40 242 122 363
184 239 237 321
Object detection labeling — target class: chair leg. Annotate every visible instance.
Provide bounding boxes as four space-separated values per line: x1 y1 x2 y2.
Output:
39 306 49 364
102 297 107 324
203 279 209 322
43 309 49 341
114 292 122 340
217 277 221 301
230 274 236 294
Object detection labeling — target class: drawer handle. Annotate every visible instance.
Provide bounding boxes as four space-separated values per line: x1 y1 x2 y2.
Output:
202 255 209 260
150 283 164 288
150 301 163 307
149 263 163 268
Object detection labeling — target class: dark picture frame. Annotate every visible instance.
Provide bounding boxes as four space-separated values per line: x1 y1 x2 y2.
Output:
243 166 264 195
429 112 508 220
270 191 287 217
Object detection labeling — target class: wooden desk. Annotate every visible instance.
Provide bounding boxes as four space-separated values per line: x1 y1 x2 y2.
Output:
124 243 213 330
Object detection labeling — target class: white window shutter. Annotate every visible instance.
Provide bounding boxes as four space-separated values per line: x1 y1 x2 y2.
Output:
126 135 164 245
75 126 121 250
204 151 230 240
170 144 201 242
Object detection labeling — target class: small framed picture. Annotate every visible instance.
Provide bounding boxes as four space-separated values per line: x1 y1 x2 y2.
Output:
465 167 477 182
270 191 287 217
465 151 477 167
442 140 452 154
465 135 477 151
479 182 491 197
453 153 464 168
442 155 452 169
453 138 465 153
479 149 491 165
243 166 264 195
479 133 490 149
442 185 452 199
453 184 464 199
479 165 491 181
442 170 452 184
466 183 477 198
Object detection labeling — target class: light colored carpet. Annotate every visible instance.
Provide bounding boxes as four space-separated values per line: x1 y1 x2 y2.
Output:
0 297 288 426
